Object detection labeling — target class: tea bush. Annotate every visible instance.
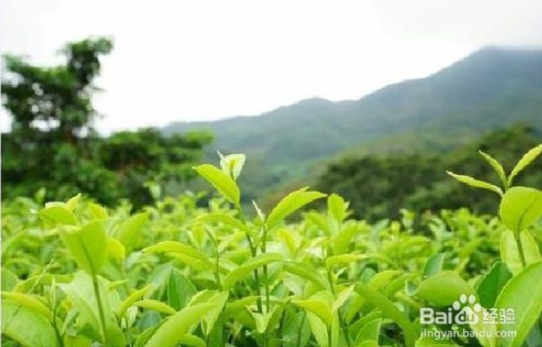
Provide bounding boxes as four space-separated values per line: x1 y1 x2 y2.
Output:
2 146 542 347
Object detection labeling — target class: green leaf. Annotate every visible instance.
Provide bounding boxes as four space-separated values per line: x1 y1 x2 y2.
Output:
267 187 326 229
143 303 215 347
294 298 334 326
167 269 197 311
116 212 149 250
355 283 418 347
144 241 213 268
500 229 541 274
107 238 126 261
422 253 446 278
2 300 60 347
325 254 365 268
39 205 77 225
223 252 283 289
1 292 53 320
283 261 330 290
195 212 247 232
59 220 108 275
355 318 381 345
507 143 542 187
179 334 206 347
415 271 474 307
477 261 512 308
493 261 542 347
118 285 156 317
479 150 507 188
1 269 19 291
327 194 348 224
447 171 503 196
134 300 176 315
88 203 108 219
58 272 124 347
499 186 542 233
218 152 246 180
193 164 240 205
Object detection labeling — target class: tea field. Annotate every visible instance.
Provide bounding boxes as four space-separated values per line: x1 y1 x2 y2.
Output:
2 147 542 347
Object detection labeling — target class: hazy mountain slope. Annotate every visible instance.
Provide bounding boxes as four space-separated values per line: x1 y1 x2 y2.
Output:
164 47 542 197
165 47 542 162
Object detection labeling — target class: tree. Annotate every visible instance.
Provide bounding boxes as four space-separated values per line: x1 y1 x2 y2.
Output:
1 37 212 206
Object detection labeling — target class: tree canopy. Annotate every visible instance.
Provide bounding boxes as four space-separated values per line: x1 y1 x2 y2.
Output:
1 37 212 206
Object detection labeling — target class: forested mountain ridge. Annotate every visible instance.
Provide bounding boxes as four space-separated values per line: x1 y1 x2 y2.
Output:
165 47 542 163
164 47 542 199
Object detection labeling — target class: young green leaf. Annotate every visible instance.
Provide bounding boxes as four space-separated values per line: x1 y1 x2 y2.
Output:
447 171 503 196
143 303 215 347
223 252 283 289
59 220 108 275
422 253 446 278
415 271 475 307
39 205 77 225
293 298 334 326
115 212 149 250
266 187 326 229
59 272 125 347
193 164 240 206
477 261 512 308
1 300 60 347
133 300 176 315
218 152 246 181
500 229 541 274
118 285 156 317
492 261 542 347
1 292 53 321
479 150 507 188
507 143 542 187
283 261 330 290
499 186 542 233
327 193 348 224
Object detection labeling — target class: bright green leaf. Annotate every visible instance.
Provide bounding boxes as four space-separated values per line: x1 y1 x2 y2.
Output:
416 271 474 307
493 261 542 347
499 186 542 233
507 143 542 187
1 300 60 347
267 187 326 229
116 212 149 250
447 171 503 196
223 252 283 289
479 150 507 188
143 303 215 347
59 220 108 275
193 164 241 206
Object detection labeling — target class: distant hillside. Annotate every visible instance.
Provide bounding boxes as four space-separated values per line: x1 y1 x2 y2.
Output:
164 47 542 199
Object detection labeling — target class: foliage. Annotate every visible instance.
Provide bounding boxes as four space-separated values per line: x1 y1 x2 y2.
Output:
1 38 211 206
316 125 542 221
3 145 542 346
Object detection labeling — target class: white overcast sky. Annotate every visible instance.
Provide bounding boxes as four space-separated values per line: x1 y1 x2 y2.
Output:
1 0 542 134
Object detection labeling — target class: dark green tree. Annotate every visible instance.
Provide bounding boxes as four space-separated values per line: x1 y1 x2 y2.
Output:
2 38 212 206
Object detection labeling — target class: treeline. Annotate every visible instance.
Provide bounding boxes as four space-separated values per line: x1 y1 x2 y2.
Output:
1 38 211 206
315 124 542 220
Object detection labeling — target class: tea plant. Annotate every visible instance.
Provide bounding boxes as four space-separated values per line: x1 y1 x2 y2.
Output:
1 145 541 346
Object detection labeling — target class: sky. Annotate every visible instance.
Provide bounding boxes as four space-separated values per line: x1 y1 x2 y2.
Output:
1 0 542 134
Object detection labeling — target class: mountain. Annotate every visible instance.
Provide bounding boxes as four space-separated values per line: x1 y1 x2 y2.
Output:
164 47 542 198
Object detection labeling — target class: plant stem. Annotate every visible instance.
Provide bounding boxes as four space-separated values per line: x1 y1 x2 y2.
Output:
92 273 109 346
515 231 527 267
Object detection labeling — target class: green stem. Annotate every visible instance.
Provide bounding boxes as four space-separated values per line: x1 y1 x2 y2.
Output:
236 206 263 313
516 231 527 267
91 273 108 346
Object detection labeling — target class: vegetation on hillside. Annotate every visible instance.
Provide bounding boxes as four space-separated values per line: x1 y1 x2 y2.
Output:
315 125 542 221
2 147 542 346
1 38 211 206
